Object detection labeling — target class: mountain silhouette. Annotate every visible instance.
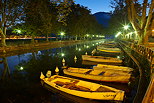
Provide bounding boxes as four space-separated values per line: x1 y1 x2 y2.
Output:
93 12 111 27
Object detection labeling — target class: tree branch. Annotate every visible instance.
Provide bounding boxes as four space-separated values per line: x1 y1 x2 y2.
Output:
141 0 148 29
145 0 154 32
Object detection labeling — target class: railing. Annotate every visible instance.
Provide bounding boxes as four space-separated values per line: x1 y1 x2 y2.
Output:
118 40 154 65
117 39 152 103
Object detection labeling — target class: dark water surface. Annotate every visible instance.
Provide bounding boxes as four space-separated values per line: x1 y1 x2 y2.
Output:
0 40 139 103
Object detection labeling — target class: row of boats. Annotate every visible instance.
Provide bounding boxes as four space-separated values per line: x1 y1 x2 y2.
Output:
40 42 133 102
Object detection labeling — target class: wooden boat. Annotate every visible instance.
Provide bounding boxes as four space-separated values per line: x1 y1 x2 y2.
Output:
94 64 133 73
40 73 125 101
97 46 121 53
82 55 122 63
82 60 122 66
63 67 131 83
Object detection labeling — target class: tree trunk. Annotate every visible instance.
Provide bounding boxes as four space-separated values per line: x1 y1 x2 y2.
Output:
138 31 150 45
138 34 143 45
75 36 78 40
143 31 151 45
0 28 7 47
46 34 49 42
31 34 35 44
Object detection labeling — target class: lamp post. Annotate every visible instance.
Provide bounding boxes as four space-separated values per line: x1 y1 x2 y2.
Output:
123 25 129 39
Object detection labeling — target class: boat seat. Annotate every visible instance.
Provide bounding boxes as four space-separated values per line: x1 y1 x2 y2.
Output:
63 81 79 88
54 81 66 87
84 70 92 74
76 85 91 92
76 81 100 91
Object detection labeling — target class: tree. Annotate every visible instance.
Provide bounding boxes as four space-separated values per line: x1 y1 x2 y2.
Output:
125 0 154 44
109 0 129 36
66 4 103 40
0 0 27 47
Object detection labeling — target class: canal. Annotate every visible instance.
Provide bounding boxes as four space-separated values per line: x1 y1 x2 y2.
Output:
0 40 139 103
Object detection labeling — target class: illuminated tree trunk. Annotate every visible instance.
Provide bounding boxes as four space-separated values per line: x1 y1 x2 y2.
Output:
75 36 78 40
126 0 154 45
31 34 35 44
0 28 7 47
46 34 49 42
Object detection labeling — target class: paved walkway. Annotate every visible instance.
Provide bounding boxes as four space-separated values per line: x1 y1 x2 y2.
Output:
142 76 154 103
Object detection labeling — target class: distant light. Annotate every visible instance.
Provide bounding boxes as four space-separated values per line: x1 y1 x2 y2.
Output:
86 34 89 37
130 32 133 35
152 29 154 32
17 30 21 33
61 53 65 57
115 32 121 38
134 31 138 35
86 46 89 48
92 35 95 37
92 44 95 46
20 67 24 70
78 48 81 51
60 32 65 36
96 43 98 44
117 56 120 59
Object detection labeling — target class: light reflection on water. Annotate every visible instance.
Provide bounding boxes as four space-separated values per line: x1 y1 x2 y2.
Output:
0 41 136 103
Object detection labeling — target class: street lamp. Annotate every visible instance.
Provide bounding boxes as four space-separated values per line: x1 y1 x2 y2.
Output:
123 25 129 30
60 32 65 40
123 25 129 38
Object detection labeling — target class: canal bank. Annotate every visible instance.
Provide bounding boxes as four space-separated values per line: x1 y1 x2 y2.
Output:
0 40 103 58
117 39 154 103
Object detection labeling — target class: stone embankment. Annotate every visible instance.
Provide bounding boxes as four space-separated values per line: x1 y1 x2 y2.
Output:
0 40 83 58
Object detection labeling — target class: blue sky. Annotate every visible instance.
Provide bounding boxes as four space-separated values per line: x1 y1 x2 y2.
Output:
74 0 113 14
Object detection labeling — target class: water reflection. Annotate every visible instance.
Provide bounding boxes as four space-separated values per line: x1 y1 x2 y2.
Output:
1 57 10 80
0 41 136 103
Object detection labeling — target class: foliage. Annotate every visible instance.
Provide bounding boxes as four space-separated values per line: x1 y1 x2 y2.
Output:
66 4 104 39
0 0 27 46
108 0 130 35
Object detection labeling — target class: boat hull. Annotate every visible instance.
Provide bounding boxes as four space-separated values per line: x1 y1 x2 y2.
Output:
40 75 125 101
64 69 130 83
82 55 122 63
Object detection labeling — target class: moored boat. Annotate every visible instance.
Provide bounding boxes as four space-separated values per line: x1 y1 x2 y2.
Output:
97 46 121 53
63 67 131 83
94 64 133 73
82 55 122 63
40 73 125 101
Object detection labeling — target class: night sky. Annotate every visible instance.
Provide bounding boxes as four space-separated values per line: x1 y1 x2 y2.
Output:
74 0 113 14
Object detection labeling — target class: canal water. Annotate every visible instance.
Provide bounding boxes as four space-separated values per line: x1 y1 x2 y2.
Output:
0 40 139 103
